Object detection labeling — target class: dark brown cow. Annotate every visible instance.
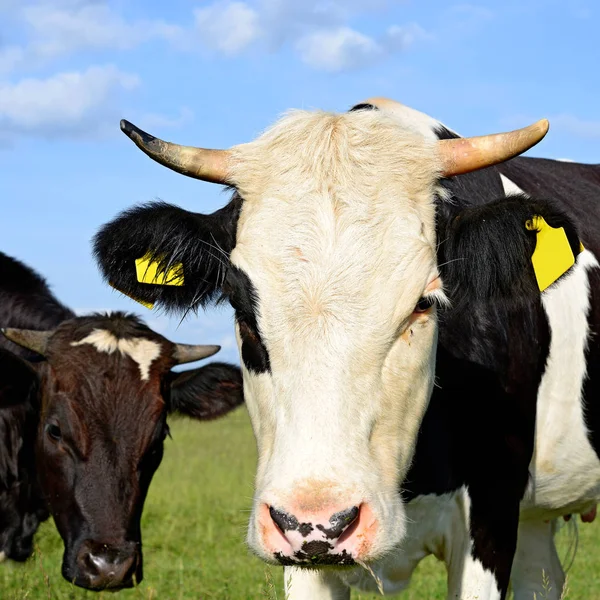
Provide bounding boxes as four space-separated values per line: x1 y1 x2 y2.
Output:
0 251 243 590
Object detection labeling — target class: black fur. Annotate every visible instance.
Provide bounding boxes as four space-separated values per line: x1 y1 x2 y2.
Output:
93 196 242 313
169 362 243 420
0 251 68 562
438 194 581 307
0 252 73 361
224 268 271 373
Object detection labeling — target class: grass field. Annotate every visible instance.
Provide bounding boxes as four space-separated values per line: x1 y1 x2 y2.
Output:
2 408 599 599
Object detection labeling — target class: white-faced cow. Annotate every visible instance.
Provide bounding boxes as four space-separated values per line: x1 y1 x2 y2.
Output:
0 251 243 590
93 97 600 599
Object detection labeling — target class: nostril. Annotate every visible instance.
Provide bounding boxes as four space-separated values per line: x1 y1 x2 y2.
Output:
269 506 300 534
85 552 103 574
316 505 360 539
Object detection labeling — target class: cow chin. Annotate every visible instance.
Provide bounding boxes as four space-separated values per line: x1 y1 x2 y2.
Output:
247 482 407 568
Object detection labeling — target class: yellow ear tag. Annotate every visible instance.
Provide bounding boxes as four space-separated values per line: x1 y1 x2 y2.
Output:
135 254 184 286
108 282 155 310
525 216 579 292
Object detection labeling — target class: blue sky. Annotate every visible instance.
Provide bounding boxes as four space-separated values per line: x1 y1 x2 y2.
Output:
1 0 598 365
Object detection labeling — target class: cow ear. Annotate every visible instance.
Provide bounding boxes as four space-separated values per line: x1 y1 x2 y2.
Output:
92 197 241 314
168 362 243 420
439 195 583 305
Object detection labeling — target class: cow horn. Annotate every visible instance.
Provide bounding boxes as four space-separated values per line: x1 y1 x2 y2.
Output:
172 344 221 365
120 120 231 184
359 97 548 176
1 328 53 356
438 119 550 177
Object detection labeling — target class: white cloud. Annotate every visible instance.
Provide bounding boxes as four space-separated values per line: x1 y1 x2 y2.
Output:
295 21 430 72
0 65 139 139
297 27 382 72
194 1 262 56
385 23 433 50
191 0 430 71
0 1 182 73
0 46 24 74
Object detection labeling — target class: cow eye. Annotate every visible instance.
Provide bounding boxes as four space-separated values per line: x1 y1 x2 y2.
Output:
414 296 435 313
45 423 62 442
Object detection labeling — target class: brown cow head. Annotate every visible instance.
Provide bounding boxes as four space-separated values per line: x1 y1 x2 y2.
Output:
1 312 242 591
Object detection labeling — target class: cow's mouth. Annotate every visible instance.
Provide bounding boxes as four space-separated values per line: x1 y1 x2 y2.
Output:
274 542 356 566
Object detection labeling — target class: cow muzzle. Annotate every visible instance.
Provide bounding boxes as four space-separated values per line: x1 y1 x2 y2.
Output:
257 502 378 566
69 539 140 590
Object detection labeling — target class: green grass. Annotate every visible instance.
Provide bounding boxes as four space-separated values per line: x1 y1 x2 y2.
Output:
1 409 598 599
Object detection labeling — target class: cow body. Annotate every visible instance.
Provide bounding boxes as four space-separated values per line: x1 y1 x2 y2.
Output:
0 251 243 590
94 99 599 599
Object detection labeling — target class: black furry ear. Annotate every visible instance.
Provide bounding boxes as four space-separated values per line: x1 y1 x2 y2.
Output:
92 197 242 314
168 362 243 420
439 194 582 305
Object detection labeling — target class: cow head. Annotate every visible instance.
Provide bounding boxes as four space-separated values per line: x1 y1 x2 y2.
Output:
1 313 242 590
92 99 570 569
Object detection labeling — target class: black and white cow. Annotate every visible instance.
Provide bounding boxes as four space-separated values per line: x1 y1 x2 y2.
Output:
0 251 243 590
93 97 600 599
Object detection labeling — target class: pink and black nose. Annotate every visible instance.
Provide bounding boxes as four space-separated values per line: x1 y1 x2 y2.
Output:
263 505 363 565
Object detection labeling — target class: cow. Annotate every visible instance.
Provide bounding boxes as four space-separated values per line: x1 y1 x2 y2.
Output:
0 250 243 590
92 97 600 599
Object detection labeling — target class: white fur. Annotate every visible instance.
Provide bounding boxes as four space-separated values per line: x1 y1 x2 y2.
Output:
231 108 444 562
500 173 525 197
71 329 162 381
522 248 600 515
285 568 349 600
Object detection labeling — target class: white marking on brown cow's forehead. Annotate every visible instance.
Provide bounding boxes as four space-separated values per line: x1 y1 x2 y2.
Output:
70 329 161 381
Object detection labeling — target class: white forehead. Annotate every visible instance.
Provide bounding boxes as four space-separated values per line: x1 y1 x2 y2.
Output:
71 329 161 381
229 107 443 357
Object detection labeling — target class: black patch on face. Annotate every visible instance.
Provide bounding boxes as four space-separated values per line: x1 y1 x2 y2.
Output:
274 548 355 566
301 540 333 557
224 267 271 374
298 522 314 537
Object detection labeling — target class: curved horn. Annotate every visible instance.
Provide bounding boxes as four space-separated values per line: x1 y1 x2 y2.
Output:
358 97 549 176
173 344 221 365
120 120 231 184
438 119 549 177
1 328 53 356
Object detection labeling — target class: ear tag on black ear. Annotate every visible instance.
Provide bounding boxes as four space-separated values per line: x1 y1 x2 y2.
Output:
525 216 582 292
109 282 154 310
135 253 184 286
